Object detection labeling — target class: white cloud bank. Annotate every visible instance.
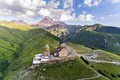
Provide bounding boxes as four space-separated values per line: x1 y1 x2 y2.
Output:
110 0 120 3
84 0 102 7
0 0 95 23
60 11 94 22
78 12 94 21
0 0 47 19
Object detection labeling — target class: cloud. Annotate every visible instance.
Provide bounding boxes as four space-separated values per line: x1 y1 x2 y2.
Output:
60 11 94 22
84 0 92 7
109 14 120 16
0 8 12 16
84 0 102 7
37 0 73 21
63 0 73 9
26 10 35 17
93 1 100 6
15 12 30 19
101 17 104 20
0 0 47 20
43 0 60 9
38 8 51 16
60 11 74 21
78 12 94 21
110 0 120 3
0 0 94 23
78 4 82 8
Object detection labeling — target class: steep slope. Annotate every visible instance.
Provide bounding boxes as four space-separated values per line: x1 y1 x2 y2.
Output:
71 24 120 54
3 28 59 80
0 22 59 79
32 17 68 38
0 26 32 78
0 28 25 78
32 17 82 40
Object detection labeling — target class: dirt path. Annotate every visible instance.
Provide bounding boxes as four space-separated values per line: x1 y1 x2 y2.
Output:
78 74 101 80
76 52 120 66
24 32 46 44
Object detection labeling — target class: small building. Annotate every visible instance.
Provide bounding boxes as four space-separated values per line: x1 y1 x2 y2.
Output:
44 44 50 56
33 53 43 65
32 53 50 65
59 47 69 57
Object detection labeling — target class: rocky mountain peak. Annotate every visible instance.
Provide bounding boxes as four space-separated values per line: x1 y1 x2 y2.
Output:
40 16 53 23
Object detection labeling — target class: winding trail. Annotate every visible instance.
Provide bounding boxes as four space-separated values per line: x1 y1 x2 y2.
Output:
24 32 46 44
77 74 101 80
0 45 15 52
76 52 120 66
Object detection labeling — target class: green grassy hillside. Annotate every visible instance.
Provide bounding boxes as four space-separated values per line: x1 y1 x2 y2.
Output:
0 24 59 79
71 29 120 54
1 22 120 80
1 24 104 80
24 58 108 80
68 43 120 80
0 24 98 80
89 51 120 80
3 28 59 80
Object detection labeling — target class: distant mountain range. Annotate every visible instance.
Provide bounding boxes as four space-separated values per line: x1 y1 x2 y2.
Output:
2 17 120 54
11 20 27 24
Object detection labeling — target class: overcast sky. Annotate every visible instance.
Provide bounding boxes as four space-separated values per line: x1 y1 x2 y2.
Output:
0 0 120 26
